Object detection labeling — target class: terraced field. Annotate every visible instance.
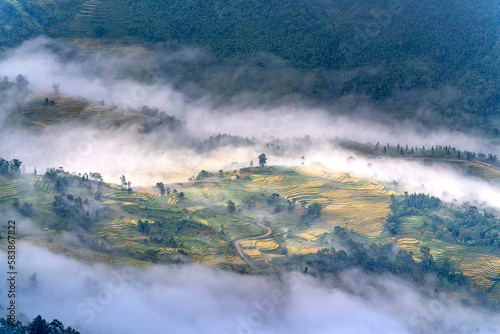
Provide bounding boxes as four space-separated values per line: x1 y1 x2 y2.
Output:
5 0 43 29
13 90 165 131
183 166 398 266
1 162 500 299
68 0 130 37
22 93 106 126
0 175 54 217
393 214 500 297
473 161 500 183
240 237 278 251
184 165 500 300
297 166 395 239
453 253 500 298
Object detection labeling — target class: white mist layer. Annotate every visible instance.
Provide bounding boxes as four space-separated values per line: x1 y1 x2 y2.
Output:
304 147 500 209
0 37 497 156
1 243 499 334
0 38 499 209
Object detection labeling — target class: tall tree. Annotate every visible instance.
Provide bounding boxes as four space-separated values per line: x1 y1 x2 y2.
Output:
27 315 49 334
226 200 236 213
15 74 29 89
156 182 165 196
258 153 267 167
120 175 126 187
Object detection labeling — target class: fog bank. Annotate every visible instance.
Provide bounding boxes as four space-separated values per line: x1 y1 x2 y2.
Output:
1 243 499 334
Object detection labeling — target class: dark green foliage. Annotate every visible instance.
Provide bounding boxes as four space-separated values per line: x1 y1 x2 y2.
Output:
258 154 267 167
0 315 79 334
123 0 498 130
438 207 500 248
44 168 68 192
193 134 253 153
305 202 322 219
0 0 497 131
384 193 441 234
266 193 280 205
156 182 165 195
301 202 323 225
93 26 106 37
386 192 500 249
242 194 256 209
137 219 179 247
371 143 500 168
0 158 22 176
52 194 93 231
294 226 466 286
26 316 49 334
226 200 236 213
196 170 214 181
384 213 401 235
273 204 283 213
0 2 36 48
15 75 29 89
19 202 34 217
137 219 151 235
403 193 441 211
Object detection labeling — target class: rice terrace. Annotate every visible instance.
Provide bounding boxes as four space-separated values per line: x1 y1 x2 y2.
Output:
0 0 499 331
1 143 500 299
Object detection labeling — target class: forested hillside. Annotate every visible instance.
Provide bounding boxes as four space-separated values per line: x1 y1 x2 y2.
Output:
127 0 498 128
0 0 498 131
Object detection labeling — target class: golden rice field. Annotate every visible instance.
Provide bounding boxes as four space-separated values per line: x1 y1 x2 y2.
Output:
284 237 323 255
473 162 500 182
452 253 500 294
183 165 396 261
394 230 500 297
183 165 500 299
240 238 279 251
2 157 500 298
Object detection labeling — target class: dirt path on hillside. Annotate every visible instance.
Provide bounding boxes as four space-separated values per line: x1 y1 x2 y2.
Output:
233 220 273 271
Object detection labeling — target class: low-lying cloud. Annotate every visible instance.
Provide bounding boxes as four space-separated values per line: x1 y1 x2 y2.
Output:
1 37 500 334
1 243 499 334
1 38 499 209
0 37 497 154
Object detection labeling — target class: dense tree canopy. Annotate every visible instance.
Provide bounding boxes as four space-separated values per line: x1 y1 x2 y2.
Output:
0 315 80 334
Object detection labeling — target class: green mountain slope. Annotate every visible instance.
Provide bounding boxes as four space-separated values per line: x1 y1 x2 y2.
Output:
1 162 500 300
0 0 498 130
0 87 499 301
